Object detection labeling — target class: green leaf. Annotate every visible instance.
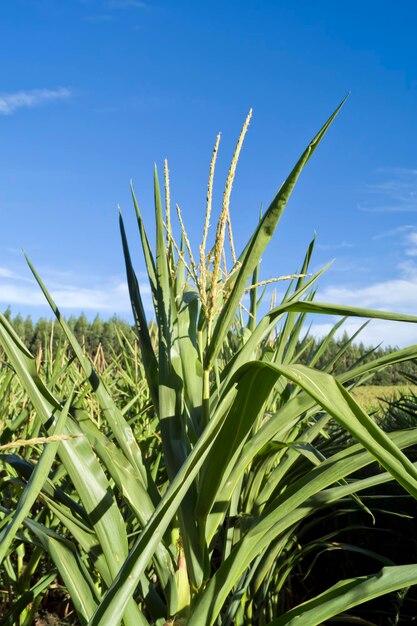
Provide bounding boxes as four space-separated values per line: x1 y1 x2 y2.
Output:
24 254 149 487
188 362 417 625
119 210 159 411
0 310 147 626
205 97 348 369
130 181 158 307
0 392 73 565
86 363 277 625
269 565 417 625
26 520 102 625
196 363 273 527
1 571 58 626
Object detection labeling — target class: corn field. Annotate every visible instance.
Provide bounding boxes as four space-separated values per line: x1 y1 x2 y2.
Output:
2 100 417 625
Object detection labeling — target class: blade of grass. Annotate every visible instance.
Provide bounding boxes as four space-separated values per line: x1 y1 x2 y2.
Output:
270 565 417 626
24 254 149 487
0 310 147 626
1 570 58 626
0 392 73 565
188 361 417 624
119 211 159 411
205 97 348 369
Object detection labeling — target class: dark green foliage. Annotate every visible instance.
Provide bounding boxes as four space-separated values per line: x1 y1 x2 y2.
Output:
3 310 416 385
299 330 417 385
1 309 137 359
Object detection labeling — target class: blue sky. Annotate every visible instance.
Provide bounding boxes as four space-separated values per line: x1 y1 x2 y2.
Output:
1 0 417 346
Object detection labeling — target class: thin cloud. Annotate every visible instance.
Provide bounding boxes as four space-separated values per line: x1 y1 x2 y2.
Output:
310 319 417 349
0 283 133 311
107 0 147 8
0 268 151 314
398 259 417 277
371 227 417 260
404 231 417 257
0 267 15 279
85 13 113 22
0 266 34 282
360 167 417 213
359 204 417 213
311 226 417 347
372 224 414 240
316 241 354 251
312 254 417 347
318 278 417 312
83 0 147 24
0 88 71 116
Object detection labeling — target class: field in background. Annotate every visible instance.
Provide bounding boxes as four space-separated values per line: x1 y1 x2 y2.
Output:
352 384 417 413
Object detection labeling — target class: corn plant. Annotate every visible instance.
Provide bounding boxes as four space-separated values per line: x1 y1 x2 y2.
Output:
3 100 417 625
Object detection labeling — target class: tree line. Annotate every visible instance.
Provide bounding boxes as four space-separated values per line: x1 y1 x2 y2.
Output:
297 330 417 385
2 308 137 358
2 309 416 385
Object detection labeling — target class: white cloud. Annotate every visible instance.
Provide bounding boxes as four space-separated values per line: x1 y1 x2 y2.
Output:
49 283 132 311
318 278 417 312
0 282 131 311
0 88 71 116
310 226 417 347
305 222 417 348
309 319 417 349
0 267 151 315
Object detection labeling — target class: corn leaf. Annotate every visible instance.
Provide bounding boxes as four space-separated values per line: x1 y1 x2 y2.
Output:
270 565 417 626
205 97 347 369
0 392 73 564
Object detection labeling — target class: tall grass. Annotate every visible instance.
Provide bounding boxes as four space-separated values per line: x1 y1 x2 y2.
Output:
2 101 417 625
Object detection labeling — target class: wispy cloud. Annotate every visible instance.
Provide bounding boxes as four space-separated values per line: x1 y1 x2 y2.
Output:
311 271 417 348
0 88 71 116
318 277 417 312
317 228 417 310
0 267 151 315
83 0 146 24
404 231 417 257
0 267 16 279
372 224 414 240
0 282 132 312
309 319 417 349
85 13 113 22
359 167 417 213
374 226 417 259
308 224 417 347
316 241 354 251
107 0 147 7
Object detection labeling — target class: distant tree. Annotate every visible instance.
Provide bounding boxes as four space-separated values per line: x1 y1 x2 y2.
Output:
3 309 414 385
30 317 49 354
23 316 34 346
12 314 24 339
89 315 104 353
